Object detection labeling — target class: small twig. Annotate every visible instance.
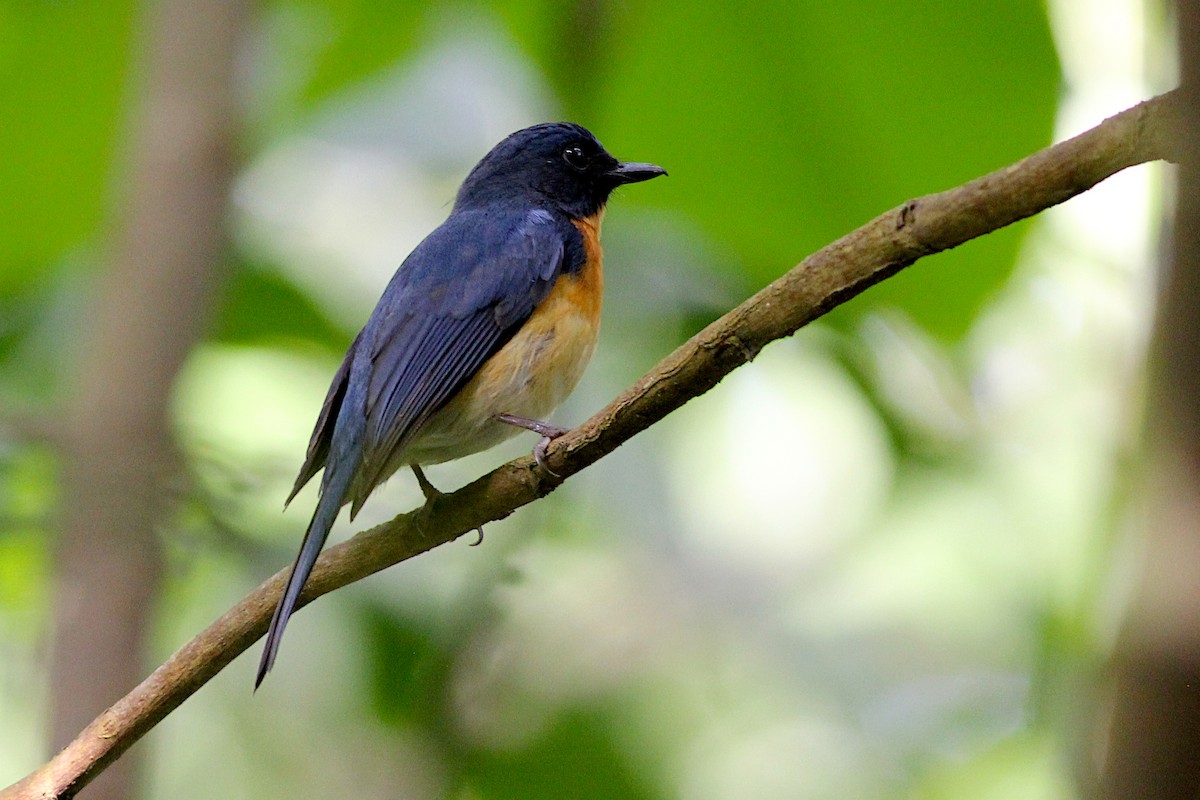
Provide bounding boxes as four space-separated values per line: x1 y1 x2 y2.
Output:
1 89 1181 800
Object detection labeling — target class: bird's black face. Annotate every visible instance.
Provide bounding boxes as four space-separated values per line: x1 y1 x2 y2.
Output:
455 123 666 218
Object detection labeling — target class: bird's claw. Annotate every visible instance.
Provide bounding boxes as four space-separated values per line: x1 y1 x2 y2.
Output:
533 436 561 478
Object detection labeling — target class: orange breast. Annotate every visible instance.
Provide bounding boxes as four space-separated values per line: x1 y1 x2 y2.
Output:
567 211 605 325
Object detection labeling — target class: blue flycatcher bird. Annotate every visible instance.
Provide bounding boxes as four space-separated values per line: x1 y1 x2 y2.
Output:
256 123 665 686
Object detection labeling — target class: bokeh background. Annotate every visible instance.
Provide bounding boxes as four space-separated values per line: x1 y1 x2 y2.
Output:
0 0 1180 798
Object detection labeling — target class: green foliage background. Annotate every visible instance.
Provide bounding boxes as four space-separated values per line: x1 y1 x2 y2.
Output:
0 1 1156 798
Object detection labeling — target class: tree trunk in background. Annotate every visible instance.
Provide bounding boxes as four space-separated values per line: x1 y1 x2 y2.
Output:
1094 4 1200 799
50 1 248 798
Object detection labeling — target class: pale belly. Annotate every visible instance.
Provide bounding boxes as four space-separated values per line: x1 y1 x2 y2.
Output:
401 284 600 465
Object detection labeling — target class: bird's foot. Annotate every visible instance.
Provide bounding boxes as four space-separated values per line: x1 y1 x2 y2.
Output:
494 413 569 478
411 465 484 546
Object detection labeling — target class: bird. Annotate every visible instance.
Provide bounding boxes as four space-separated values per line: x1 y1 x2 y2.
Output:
256 122 665 687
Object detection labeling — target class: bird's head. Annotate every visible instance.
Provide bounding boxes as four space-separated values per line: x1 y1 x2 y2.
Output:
455 122 666 217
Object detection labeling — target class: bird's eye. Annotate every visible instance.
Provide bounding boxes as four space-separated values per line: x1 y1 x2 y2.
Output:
562 146 589 170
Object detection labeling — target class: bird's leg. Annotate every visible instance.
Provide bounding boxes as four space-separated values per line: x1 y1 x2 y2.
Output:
411 464 444 504
494 413 569 478
411 465 484 546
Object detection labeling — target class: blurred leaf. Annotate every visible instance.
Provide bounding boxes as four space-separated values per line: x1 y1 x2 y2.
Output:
912 733 1072 800
466 707 660 800
489 0 615 115
360 602 451 726
0 529 50 638
0 286 49 365
0 445 54 637
0 0 136 288
269 0 427 107
211 261 352 349
0 264 90 401
506 0 1059 339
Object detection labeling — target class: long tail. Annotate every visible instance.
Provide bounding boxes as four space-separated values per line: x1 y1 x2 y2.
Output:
255 464 355 689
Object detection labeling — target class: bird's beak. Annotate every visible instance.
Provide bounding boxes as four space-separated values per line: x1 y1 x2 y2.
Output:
608 161 668 184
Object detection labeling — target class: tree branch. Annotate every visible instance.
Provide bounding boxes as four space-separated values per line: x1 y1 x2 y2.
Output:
2 90 1180 800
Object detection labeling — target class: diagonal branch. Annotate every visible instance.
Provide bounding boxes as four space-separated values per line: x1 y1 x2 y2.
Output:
2 90 1181 800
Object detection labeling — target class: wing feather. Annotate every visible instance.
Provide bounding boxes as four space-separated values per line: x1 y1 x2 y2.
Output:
286 329 363 505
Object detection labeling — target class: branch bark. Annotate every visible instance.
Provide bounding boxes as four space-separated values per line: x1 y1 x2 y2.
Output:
5 90 1180 800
